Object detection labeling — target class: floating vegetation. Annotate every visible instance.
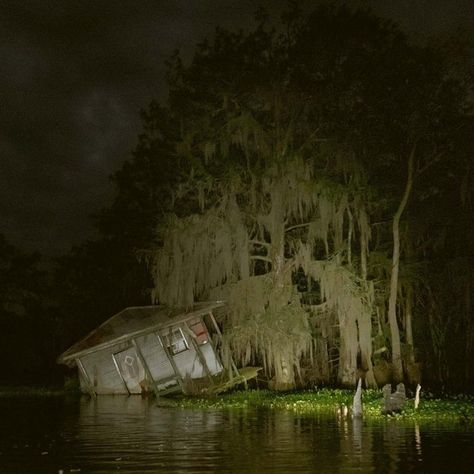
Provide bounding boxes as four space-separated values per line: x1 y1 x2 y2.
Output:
169 389 474 425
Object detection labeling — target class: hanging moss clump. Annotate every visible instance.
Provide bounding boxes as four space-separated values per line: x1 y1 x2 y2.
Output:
147 151 381 389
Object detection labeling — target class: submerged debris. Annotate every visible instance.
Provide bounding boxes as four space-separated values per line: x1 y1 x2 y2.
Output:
382 383 407 414
352 378 363 418
414 384 421 410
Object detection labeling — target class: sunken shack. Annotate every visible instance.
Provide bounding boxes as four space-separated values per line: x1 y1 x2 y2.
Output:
58 302 232 396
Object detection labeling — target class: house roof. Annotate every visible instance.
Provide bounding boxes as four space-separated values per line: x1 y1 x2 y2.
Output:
58 301 225 364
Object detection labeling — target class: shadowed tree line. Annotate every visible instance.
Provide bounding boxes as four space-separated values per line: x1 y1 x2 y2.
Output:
0 235 68 385
1 5 473 391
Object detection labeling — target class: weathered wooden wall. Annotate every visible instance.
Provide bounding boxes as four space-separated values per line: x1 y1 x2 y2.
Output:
80 341 130 394
77 321 223 395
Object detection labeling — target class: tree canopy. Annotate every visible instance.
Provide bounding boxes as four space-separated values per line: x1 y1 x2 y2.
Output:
112 6 471 390
47 5 473 392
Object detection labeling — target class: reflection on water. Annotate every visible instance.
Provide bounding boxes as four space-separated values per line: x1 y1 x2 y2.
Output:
1 396 474 473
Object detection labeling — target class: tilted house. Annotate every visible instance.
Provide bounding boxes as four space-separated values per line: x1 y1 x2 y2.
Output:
58 302 233 396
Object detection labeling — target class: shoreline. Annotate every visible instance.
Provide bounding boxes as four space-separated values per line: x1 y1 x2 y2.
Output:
170 389 474 424
1 386 473 424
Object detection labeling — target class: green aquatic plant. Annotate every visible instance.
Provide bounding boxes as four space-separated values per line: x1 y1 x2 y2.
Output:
170 389 474 425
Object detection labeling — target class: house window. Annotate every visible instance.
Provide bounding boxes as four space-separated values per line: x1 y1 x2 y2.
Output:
163 327 188 355
188 319 209 345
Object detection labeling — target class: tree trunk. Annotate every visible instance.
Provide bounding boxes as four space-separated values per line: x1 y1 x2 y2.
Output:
358 218 377 388
338 312 359 386
268 196 295 390
405 287 415 364
465 281 471 384
388 147 415 382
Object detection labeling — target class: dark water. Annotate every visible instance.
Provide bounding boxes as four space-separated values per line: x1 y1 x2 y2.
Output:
1 397 474 473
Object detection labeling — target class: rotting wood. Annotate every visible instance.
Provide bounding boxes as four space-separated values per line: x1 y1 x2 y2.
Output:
204 366 261 395
59 303 225 363
76 358 96 398
155 374 181 385
156 331 185 393
208 311 240 378
131 338 160 396
111 352 131 395
202 314 225 372
183 321 214 384
157 384 182 396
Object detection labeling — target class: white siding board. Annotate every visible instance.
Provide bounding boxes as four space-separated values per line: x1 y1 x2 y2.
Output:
200 343 223 374
174 347 205 378
81 348 127 394
135 333 175 381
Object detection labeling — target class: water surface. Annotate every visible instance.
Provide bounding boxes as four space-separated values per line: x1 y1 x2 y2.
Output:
1 396 473 473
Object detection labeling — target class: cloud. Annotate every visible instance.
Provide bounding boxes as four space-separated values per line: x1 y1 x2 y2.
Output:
0 0 471 255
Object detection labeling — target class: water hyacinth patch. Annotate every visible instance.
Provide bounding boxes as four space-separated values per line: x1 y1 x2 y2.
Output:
168 389 474 425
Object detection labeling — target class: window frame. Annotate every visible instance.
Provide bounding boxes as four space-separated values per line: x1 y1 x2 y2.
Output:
188 318 210 345
162 326 189 356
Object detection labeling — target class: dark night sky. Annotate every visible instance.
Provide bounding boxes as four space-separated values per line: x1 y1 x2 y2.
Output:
1 0 473 256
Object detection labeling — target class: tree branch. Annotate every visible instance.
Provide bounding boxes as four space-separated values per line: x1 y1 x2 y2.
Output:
387 142 416 381
416 151 444 177
250 255 272 263
285 222 311 233
303 302 328 312
249 239 270 248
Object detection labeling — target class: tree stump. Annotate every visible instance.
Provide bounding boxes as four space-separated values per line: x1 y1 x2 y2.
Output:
381 383 406 414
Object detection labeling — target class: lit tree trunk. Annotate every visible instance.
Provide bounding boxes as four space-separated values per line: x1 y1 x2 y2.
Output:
338 312 359 386
388 147 415 382
268 192 295 390
358 210 377 387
